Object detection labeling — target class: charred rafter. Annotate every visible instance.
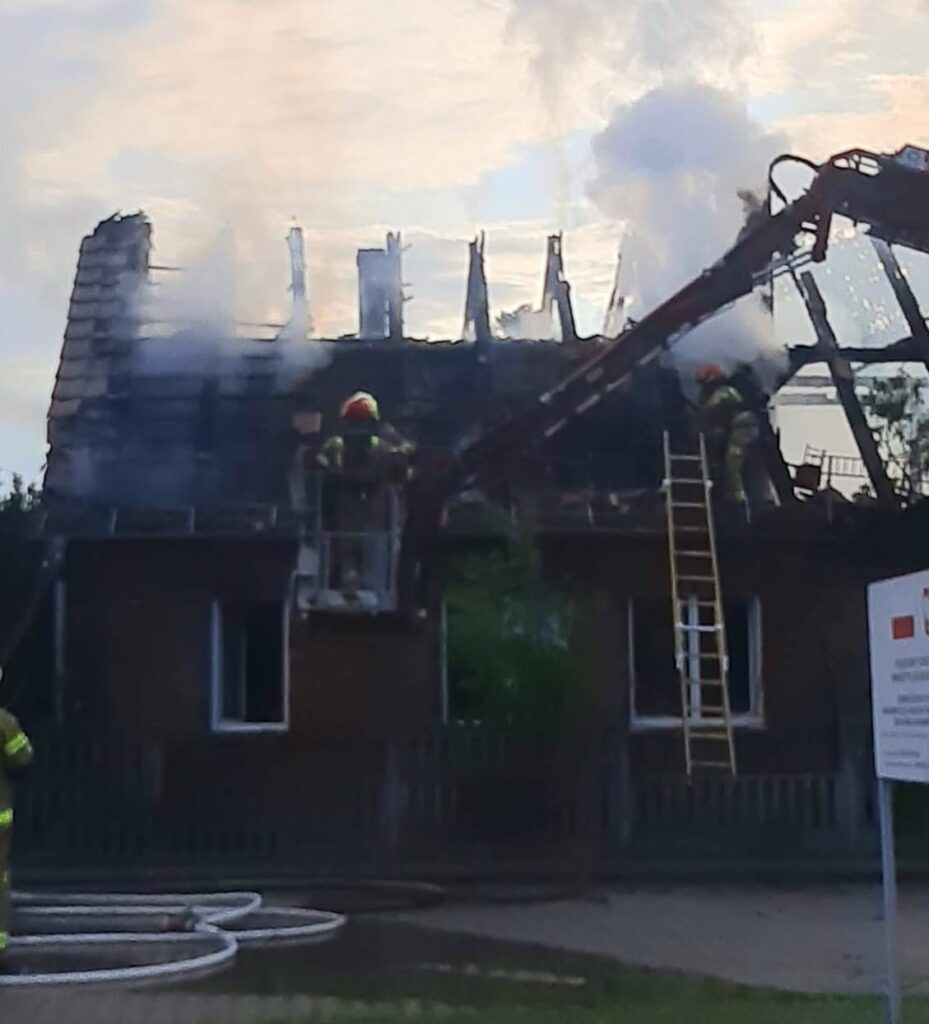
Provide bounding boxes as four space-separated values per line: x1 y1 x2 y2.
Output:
796 272 896 502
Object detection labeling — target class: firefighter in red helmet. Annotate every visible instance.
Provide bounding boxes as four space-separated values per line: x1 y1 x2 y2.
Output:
316 392 413 479
695 364 759 505
316 393 414 598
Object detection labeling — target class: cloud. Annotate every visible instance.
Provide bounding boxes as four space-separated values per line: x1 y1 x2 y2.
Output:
508 0 753 117
779 73 929 159
25 0 548 204
748 0 869 98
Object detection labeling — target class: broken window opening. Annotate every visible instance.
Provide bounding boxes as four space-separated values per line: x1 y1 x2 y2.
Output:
211 600 289 732
629 596 763 729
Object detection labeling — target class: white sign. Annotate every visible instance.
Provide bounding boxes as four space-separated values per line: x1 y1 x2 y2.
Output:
869 569 929 783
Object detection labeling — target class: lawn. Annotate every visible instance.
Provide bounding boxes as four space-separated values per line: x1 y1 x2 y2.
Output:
273 984 912 1024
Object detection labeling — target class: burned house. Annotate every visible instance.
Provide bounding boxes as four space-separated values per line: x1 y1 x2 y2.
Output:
20 156 929 874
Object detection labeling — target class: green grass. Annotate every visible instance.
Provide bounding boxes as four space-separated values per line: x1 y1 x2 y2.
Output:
272 986 917 1024
254 956 914 1024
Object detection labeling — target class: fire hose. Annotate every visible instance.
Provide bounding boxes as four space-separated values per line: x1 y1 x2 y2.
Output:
1 890 345 987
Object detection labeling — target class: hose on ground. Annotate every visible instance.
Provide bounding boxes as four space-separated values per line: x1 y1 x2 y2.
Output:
2 890 346 987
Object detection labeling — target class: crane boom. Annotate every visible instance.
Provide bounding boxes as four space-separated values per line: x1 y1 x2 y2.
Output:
398 145 929 610
412 147 929 512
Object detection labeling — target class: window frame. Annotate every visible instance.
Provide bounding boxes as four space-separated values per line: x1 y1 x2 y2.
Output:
209 599 291 735
628 596 764 731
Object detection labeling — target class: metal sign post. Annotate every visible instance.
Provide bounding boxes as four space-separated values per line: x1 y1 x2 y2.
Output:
867 569 929 1024
877 777 901 1024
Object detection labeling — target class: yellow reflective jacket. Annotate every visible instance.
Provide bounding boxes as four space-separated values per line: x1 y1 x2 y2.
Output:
0 708 33 825
316 426 415 478
701 383 746 433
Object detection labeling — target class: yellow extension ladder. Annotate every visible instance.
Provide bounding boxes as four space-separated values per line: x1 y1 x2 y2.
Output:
662 432 737 777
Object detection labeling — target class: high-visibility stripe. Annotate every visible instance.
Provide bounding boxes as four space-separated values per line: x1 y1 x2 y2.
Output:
0 809 12 827
4 732 30 758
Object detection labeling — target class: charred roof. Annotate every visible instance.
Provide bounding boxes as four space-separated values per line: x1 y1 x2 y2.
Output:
44 213 687 517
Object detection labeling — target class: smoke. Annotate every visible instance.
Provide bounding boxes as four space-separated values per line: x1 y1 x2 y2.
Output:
511 0 790 387
589 82 788 388
132 226 331 382
495 303 556 341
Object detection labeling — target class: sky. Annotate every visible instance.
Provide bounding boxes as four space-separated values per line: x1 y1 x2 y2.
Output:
3 0 929 482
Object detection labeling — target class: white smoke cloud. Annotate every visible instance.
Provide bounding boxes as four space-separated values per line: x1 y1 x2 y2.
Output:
589 83 788 385
495 304 556 341
511 0 789 386
133 227 331 381
590 84 784 302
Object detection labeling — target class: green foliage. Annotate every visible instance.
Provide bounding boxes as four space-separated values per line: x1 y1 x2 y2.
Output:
862 371 929 500
444 533 572 733
0 474 40 530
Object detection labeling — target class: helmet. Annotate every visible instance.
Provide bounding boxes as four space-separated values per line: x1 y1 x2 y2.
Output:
339 391 380 422
695 364 725 384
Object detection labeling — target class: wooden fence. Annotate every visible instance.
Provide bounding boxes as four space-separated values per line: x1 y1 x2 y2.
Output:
8 725 887 877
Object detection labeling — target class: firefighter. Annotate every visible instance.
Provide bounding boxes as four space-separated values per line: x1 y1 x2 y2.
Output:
316 392 414 596
316 391 413 480
0 675 33 959
695 364 759 504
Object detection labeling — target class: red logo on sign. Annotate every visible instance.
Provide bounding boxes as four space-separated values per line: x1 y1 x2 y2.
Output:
893 615 916 640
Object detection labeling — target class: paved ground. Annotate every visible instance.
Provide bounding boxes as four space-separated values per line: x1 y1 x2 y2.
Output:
393 883 929 995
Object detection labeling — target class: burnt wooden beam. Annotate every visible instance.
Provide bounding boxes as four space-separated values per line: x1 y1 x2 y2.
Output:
871 237 929 372
756 413 798 504
542 234 578 344
788 336 919 374
463 234 492 350
797 271 896 502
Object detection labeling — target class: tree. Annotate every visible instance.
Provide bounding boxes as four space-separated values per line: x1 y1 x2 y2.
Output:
443 532 572 735
862 371 929 501
0 474 40 527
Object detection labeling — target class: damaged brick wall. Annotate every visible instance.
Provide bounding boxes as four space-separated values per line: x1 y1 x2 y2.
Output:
45 213 152 502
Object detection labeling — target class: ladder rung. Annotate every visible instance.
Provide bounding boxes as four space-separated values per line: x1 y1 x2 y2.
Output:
667 431 736 777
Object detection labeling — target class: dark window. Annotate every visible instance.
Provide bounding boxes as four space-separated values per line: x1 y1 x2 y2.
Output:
214 601 286 728
631 600 681 719
723 599 752 715
632 597 760 722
